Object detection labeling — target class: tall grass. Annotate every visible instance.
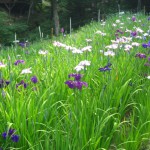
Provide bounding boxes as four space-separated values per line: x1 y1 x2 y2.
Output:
0 12 150 150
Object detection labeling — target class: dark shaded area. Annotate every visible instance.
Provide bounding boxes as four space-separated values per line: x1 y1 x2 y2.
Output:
0 0 149 45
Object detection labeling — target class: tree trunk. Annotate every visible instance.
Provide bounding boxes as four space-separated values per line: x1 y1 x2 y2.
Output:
52 0 59 36
4 2 16 22
27 1 34 24
137 0 141 12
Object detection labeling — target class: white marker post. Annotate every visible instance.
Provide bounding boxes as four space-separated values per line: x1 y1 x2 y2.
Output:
14 33 18 49
39 26 41 39
15 33 16 41
118 4 120 14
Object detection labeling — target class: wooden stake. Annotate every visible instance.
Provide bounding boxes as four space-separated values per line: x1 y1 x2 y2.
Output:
118 4 120 14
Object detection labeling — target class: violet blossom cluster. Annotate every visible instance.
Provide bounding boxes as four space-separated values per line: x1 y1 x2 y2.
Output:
65 73 88 90
0 79 10 88
14 60 25 65
2 128 19 143
115 29 124 37
99 63 112 72
135 53 146 59
16 76 38 89
18 41 29 48
132 16 136 22
130 31 137 37
142 41 150 48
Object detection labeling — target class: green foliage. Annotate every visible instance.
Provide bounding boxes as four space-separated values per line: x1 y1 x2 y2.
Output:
0 13 150 149
0 11 28 45
0 0 148 44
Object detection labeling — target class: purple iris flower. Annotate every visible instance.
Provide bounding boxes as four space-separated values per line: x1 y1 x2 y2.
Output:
65 80 88 90
65 80 75 89
132 16 136 22
5 80 10 85
135 53 146 59
61 27 64 33
142 43 148 48
148 17 150 21
115 33 119 37
142 41 150 48
31 76 38 83
99 67 111 72
65 73 87 90
19 42 26 48
11 134 19 142
148 57 150 61
131 31 137 37
68 74 83 81
2 128 19 143
14 60 25 65
16 80 27 88
75 81 88 90
0 79 10 88
0 80 5 88
106 63 112 67
8 128 15 136
99 63 112 72
18 41 29 48
2 128 15 139
116 29 124 34
2 132 7 139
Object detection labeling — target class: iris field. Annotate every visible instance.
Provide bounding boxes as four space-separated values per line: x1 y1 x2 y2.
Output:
0 13 150 150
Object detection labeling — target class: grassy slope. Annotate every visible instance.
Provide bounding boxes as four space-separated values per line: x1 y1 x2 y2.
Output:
0 13 150 150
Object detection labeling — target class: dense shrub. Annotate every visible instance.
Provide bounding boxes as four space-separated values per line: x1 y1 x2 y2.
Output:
0 11 28 45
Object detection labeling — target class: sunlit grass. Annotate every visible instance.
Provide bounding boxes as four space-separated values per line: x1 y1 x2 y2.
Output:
0 12 150 150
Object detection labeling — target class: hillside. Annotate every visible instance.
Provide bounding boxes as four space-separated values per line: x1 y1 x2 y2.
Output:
0 13 150 150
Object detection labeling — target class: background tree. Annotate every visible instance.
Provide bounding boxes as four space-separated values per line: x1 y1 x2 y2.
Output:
3 0 18 21
137 0 141 11
52 0 59 36
0 0 150 45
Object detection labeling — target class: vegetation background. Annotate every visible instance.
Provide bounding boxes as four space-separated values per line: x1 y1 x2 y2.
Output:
0 0 150 150
0 0 149 45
